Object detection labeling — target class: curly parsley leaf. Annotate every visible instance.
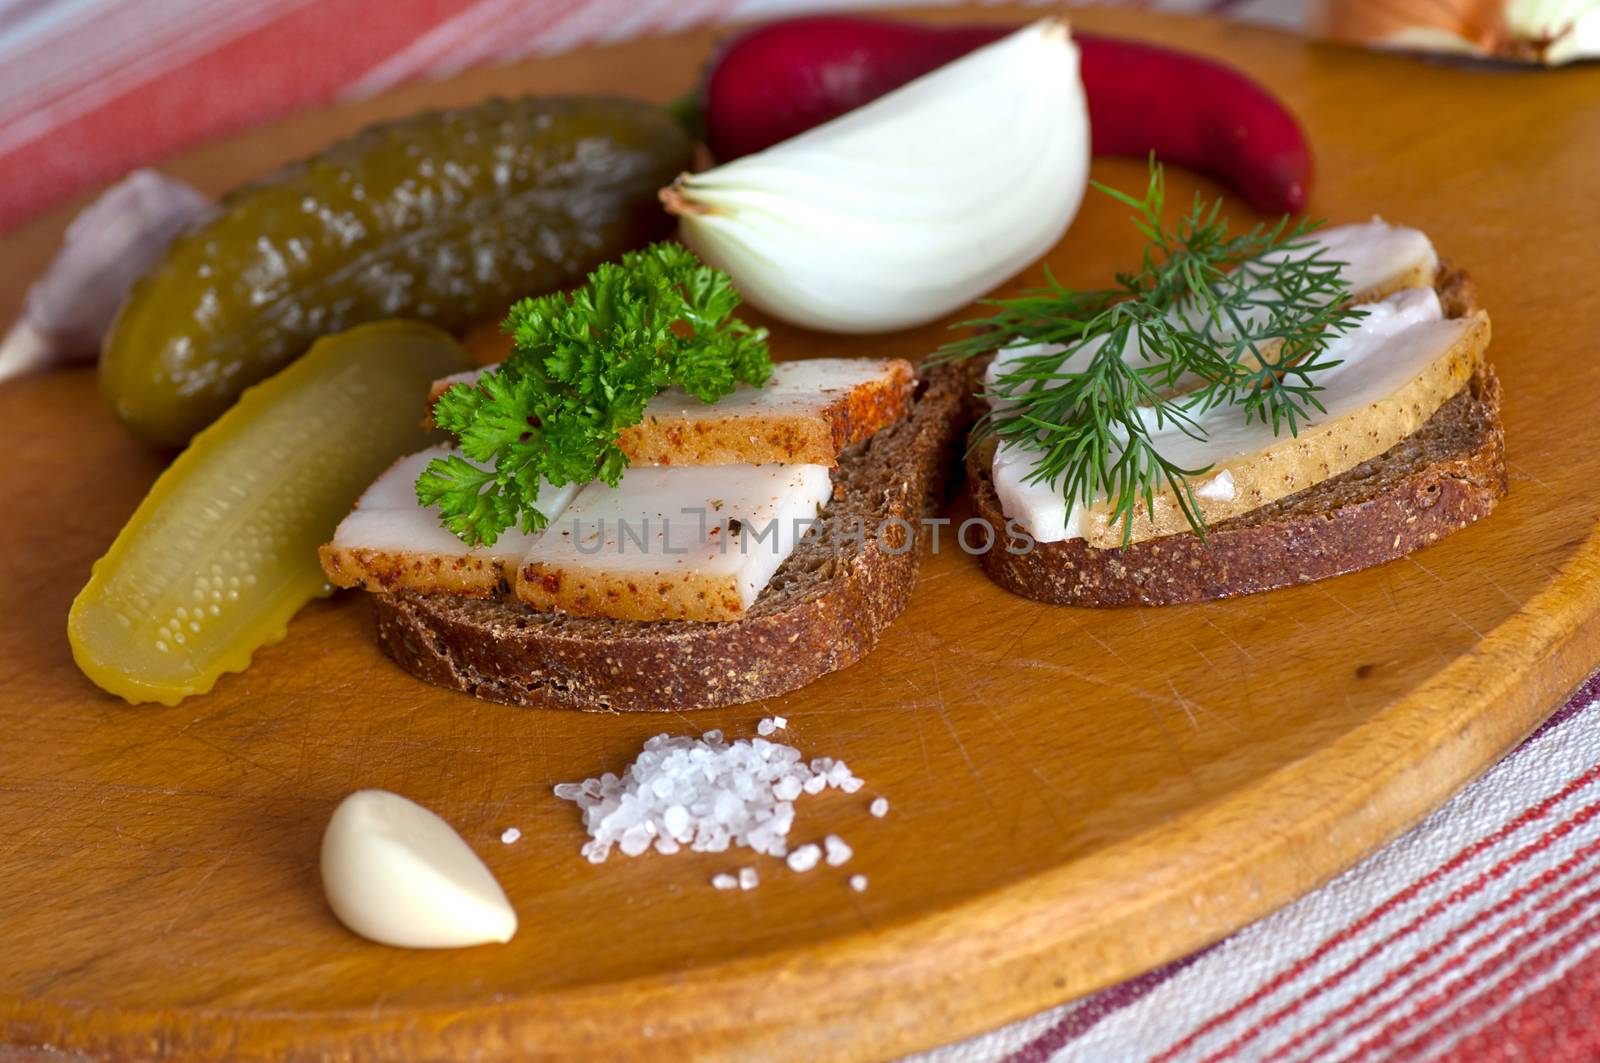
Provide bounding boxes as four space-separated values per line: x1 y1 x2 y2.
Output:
417 242 771 546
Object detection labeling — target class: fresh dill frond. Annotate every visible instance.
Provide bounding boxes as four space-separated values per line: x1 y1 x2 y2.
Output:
934 159 1368 542
417 242 771 547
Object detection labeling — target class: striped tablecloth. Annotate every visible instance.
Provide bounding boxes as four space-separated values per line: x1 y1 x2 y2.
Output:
5 3 1597 1060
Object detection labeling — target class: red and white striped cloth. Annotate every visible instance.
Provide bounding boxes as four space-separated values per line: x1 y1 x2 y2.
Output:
5 2 1596 1060
0 0 1305 232
917 675 1600 1062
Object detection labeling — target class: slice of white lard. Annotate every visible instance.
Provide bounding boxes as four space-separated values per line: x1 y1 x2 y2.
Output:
515 463 834 622
999 287 1480 544
431 357 914 466
320 446 579 597
983 218 1439 401
987 220 1447 544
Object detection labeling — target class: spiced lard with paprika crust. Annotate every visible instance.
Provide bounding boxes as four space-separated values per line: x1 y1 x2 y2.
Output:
323 357 913 602
426 357 916 464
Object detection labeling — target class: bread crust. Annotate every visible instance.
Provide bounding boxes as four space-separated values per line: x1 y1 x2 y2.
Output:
966 264 1507 607
368 360 980 711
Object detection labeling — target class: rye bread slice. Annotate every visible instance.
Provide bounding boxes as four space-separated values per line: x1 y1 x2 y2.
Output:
367 359 980 712
966 264 1506 607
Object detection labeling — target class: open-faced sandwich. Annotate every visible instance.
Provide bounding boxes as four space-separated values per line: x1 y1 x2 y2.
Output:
944 178 1504 606
318 244 977 711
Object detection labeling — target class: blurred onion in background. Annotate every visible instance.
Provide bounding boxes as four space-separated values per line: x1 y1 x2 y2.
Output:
1313 0 1600 63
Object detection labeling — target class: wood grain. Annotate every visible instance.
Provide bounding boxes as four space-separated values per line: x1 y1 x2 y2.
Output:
3 8 1600 1061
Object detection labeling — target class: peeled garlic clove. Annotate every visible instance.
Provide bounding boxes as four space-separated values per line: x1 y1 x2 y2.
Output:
320 789 517 948
0 169 210 383
664 18 1089 335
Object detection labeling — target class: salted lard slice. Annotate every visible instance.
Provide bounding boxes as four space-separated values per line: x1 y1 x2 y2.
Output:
997 288 1491 545
319 446 578 598
427 358 914 466
514 463 834 622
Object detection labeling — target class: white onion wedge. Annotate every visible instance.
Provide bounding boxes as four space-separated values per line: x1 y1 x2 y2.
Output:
664 19 1090 334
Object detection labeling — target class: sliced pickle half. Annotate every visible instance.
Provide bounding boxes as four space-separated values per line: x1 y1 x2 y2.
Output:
70 320 470 705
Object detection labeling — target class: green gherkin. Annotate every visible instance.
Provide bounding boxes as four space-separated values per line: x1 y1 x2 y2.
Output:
102 96 693 447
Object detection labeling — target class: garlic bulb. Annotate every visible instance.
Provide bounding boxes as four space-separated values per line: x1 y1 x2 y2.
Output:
662 19 1090 334
0 170 210 384
1312 0 1600 64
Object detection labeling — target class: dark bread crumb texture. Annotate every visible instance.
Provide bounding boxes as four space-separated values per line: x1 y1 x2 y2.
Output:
370 360 982 711
967 263 1508 607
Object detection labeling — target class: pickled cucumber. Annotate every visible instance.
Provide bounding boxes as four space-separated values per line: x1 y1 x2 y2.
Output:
70 321 471 705
102 96 692 447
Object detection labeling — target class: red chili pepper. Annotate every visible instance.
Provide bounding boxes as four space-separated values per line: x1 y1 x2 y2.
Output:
697 16 1311 215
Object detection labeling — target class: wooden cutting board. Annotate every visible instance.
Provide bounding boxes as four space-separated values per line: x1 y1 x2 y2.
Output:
3 8 1599 1061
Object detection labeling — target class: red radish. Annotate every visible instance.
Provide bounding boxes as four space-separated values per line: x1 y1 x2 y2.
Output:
697 16 1312 215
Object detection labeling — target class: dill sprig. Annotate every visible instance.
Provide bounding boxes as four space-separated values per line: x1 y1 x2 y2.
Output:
935 160 1367 542
418 242 771 547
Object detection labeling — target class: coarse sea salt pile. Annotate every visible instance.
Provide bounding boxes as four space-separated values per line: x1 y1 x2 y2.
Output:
553 723 865 866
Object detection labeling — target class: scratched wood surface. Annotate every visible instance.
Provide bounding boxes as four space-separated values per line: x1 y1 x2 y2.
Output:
3 8 1600 1061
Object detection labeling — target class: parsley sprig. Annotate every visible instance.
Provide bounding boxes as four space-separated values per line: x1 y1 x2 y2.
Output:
935 161 1366 542
418 242 771 546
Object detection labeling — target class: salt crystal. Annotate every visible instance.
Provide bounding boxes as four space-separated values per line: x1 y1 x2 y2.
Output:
663 804 692 840
840 777 864 794
824 834 853 867
712 873 738 890
619 824 653 857
850 874 868 893
772 716 787 730
553 729 873 869
870 797 889 818
500 827 522 845
739 867 759 890
756 718 776 737
787 844 822 872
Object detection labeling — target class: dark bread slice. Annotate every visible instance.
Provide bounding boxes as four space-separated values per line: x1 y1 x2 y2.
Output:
368 360 981 711
966 264 1506 607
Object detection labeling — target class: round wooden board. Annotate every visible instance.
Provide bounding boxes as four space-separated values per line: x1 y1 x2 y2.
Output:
4 8 1600 1061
